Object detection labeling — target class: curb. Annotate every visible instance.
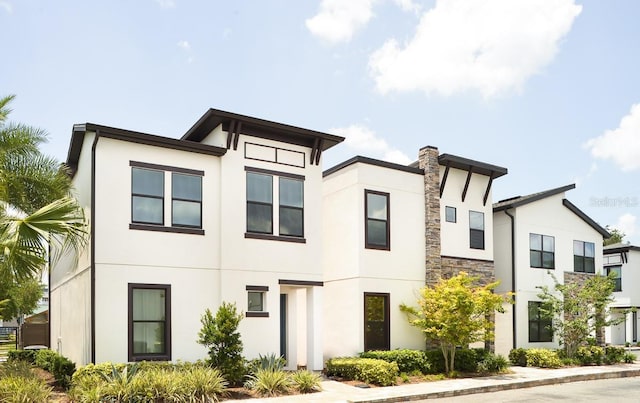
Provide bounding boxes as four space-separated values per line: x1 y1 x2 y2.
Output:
349 368 640 402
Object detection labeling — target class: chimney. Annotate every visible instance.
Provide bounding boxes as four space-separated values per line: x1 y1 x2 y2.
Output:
418 146 441 286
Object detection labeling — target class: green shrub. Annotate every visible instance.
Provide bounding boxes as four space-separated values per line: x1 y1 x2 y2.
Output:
197 303 246 385
576 346 604 365
51 353 76 388
0 360 36 379
244 369 291 397
247 353 286 373
7 349 36 364
477 353 509 374
291 370 322 393
423 348 486 373
325 357 398 386
525 349 562 368
72 362 127 384
359 349 429 374
508 348 528 367
34 349 58 372
0 376 52 403
604 346 626 364
623 352 635 363
182 366 227 401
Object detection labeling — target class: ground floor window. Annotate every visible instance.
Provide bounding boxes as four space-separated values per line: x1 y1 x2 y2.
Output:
128 284 171 361
528 301 552 342
364 293 390 351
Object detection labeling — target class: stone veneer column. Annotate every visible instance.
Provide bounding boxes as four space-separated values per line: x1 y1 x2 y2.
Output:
418 146 441 286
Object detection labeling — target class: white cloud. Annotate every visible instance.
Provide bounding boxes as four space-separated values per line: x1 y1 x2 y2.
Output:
585 103 640 172
393 0 420 13
177 40 190 50
155 0 175 9
369 0 582 98
330 124 412 165
0 1 12 13
574 162 598 187
614 213 637 241
306 0 376 44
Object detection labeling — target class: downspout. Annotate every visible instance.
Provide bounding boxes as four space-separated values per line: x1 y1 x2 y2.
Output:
90 131 100 364
504 209 516 350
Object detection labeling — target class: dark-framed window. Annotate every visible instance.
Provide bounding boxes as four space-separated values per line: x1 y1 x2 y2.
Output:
364 292 390 351
132 167 164 225
172 173 202 228
246 285 269 318
530 233 555 269
246 172 273 234
528 301 552 342
128 284 171 361
574 240 595 273
365 190 390 250
445 206 456 223
469 211 484 249
279 177 304 237
606 265 622 292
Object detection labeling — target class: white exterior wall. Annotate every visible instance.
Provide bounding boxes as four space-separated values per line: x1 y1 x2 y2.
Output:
323 162 426 361
510 193 604 350
492 211 514 354
440 167 494 261
605 249 640 345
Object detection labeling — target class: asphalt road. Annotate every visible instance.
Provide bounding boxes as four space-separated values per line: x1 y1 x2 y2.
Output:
425 376 640 402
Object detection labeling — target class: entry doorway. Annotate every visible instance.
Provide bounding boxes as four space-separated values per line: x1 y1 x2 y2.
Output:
364 293 390 351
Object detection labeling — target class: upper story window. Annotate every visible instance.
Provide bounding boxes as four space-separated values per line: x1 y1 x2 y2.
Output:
573 240 595 273
445 206 457 223
606 266 622 292
132 167 164 225
530 233 555 269
245 167 305 242
469 211 484 250
365 190 390 250
130 162 204 235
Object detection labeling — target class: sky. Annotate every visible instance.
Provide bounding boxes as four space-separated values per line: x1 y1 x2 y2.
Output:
2 0 639 245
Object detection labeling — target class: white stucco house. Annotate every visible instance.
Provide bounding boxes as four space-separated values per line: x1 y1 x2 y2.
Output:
49 109 344 369
322 147 508 360
492 184 610 355
603 243 640 345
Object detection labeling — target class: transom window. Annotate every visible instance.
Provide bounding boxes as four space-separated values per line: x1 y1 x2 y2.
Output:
129 284 171 361
245 167 305 241
530 233 555 269
528 301 552 342
606 266 622 292
469 211 484 250
365 190 390 250
573 240 595 273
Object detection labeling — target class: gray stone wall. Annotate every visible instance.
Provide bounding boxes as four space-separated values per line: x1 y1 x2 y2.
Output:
418 146 442 286
441 256 495 286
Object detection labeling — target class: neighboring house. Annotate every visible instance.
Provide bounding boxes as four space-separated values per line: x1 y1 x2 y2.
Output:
603 243 640 345
322 147 507 360
50 109 343 369
493 184 610 355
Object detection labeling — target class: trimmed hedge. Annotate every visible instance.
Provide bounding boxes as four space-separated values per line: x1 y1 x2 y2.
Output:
7 350 37 364
508 348 527 367
424 348 490 373
325 357 398 386
359 349 429 374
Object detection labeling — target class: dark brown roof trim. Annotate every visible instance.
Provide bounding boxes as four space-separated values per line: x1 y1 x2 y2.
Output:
323 156 424 177
278 279 323 287
493 184 576 211
438 154 508 178
67 123 227 176
604 243 640 254
562 199 610 238
182 109 344 152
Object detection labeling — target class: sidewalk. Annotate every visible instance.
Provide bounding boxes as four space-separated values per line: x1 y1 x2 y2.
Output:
225 363 640 403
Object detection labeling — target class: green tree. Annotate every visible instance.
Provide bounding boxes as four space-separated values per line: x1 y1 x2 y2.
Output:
537 272 623 358
198 302 245 385
0 95 87 310
400 272 512 375
0 274 42 320
604 225 625 246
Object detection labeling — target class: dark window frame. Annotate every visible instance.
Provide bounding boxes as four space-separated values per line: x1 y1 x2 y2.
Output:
364 292 390 351
469 210 485 250
131 167 164 226
606 265 622 292
530 233 555 269
246 171 274 235
528 301 553 342
574 240 595 274
171 172 203 229
445 206 457 223
278 176 304 237
365 190 390 250
128 283 171 362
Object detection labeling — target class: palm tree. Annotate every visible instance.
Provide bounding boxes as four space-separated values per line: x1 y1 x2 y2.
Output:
0 95 87 286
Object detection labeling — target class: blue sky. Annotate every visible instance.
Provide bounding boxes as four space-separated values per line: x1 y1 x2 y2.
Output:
2 0 639 244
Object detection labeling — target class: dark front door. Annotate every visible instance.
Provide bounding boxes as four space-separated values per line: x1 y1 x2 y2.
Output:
280 294 287 360
364 293 390 351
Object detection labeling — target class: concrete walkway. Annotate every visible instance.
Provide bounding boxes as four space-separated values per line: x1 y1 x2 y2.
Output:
226 363 640 402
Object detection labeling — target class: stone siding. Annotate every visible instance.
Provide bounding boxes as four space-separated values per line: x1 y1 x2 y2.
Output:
441 256 495 286
419 146 442 286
